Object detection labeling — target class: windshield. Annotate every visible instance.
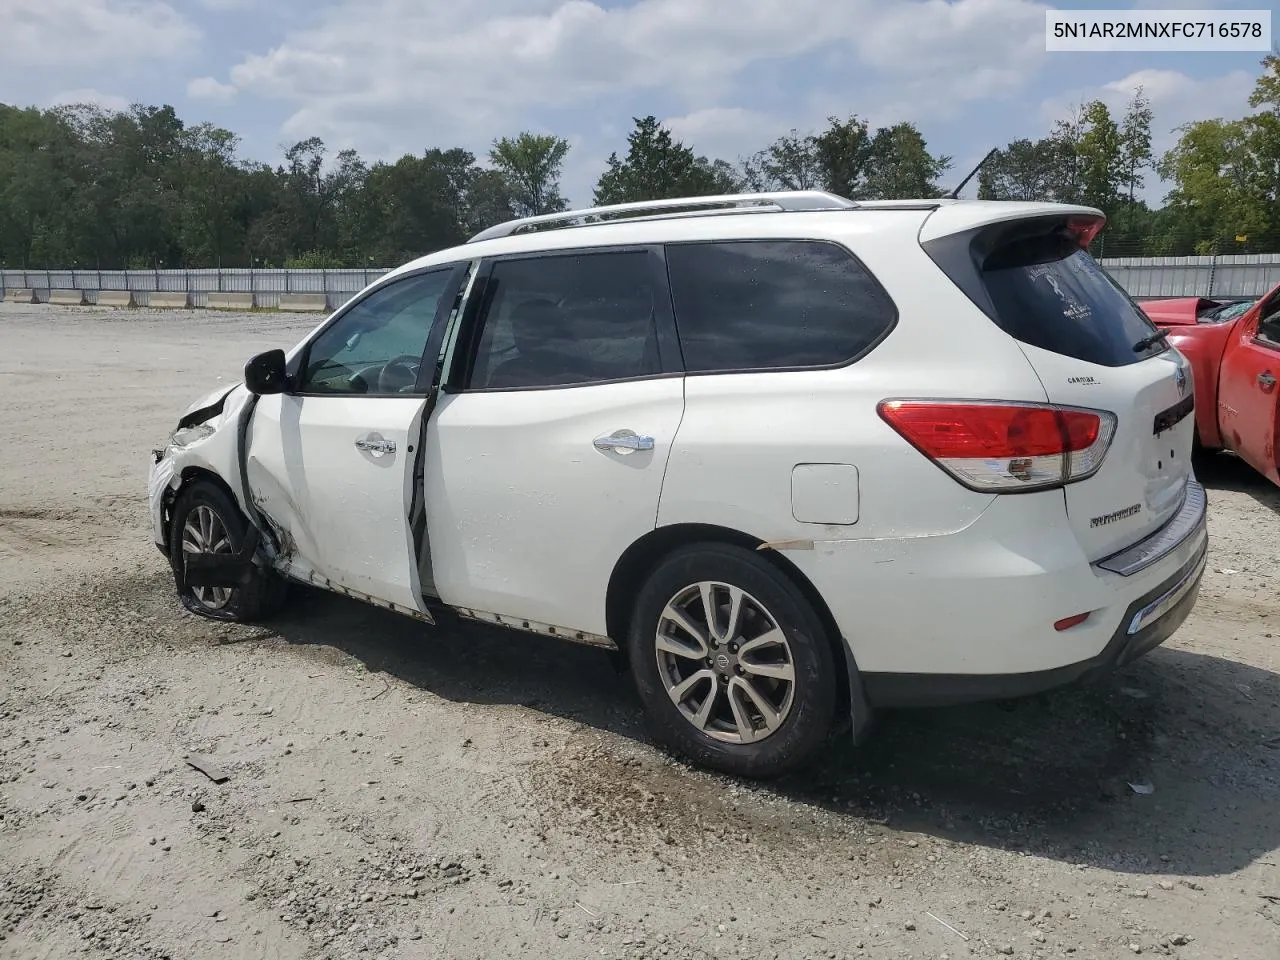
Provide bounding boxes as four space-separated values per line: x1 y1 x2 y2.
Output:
1202 299 1254 323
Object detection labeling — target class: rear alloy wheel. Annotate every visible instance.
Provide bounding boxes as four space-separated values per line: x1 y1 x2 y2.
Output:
169 480 286 623
629 543 839 778
656 582 796 743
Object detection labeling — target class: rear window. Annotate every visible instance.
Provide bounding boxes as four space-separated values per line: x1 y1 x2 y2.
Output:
980 232 1162 367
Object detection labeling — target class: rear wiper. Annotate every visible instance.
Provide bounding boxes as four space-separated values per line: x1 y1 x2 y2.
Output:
1133 329 1169 352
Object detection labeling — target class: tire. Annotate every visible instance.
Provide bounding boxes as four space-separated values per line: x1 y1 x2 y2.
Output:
168 480 287 623
628 542 839 778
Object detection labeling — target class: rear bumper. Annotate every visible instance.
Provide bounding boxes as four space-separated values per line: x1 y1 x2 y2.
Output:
862 531 1206 707
785 468 1210 705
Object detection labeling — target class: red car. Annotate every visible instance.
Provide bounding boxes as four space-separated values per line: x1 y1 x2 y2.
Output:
1141 288 1280 485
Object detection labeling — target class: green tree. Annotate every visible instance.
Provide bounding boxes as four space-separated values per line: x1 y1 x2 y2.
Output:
177 123 246 266
1118 87 1153 204
743 129 822 191
489 132 570 217
977 137 1075 201
1077 100 1124 210
593 116 737 205
811 115 874 199
864 122 952 199
1158 118 1265 253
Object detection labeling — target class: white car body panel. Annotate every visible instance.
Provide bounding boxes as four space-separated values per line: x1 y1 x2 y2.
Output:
425 378 685 635
1016 342 1196 560
146 194 1207 699
788 485 1206 676
245 393 429 612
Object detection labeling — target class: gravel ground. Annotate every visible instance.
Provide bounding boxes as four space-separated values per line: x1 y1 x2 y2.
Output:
1 301 1279 960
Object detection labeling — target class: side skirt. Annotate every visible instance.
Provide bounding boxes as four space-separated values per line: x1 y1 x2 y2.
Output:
276 563 619 652
449 606 618 651
277 564 436 625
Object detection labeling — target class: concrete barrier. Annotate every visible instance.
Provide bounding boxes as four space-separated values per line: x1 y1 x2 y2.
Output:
147 291 190 308
3 289 35 303
278 293 329 313
207 292 255 311
48 289 86 306
97 290 135 308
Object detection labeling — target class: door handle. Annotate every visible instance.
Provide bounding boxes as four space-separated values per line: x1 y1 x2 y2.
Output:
1259 371 1277 390
355 434 396 458
593 429 655 455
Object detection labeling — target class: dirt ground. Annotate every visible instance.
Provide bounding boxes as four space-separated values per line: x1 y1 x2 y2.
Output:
1 301 1278 960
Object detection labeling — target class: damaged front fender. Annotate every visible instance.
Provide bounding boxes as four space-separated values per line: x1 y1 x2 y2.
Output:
147 382 255 556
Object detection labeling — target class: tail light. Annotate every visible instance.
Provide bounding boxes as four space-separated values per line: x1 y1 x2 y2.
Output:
1065 215 1105 249
877 400 1117 492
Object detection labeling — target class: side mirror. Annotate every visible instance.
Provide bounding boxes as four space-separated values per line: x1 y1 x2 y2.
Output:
244 349 288 395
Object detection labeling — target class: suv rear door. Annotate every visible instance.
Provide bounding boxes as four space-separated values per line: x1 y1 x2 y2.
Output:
922 209 1197 561
423 245 685 637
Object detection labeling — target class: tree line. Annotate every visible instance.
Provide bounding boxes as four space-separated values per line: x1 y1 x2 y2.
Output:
1 55 1277 269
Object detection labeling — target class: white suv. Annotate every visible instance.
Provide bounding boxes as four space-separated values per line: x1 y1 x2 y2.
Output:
148 191 1208 777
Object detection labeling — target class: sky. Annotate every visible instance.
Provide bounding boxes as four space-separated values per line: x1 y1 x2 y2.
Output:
1 0 1274 207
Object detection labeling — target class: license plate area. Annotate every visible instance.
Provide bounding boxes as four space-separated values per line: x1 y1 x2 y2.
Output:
1153 393 1194 436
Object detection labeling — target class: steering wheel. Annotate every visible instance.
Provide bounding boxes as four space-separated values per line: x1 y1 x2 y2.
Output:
376 354 423 393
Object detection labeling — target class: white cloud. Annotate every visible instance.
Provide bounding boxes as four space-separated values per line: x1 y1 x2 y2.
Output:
218 0 1052 156
1 0 199 66
46 88 131 112
663 107 788 164
1040 67 1257 143
187 76 238 101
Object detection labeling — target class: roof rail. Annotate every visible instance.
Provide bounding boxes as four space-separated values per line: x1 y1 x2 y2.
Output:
467 191 857 243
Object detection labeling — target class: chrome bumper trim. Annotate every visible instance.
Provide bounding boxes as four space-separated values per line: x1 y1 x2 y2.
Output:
1126 542 1207 636
1095 478 1207 577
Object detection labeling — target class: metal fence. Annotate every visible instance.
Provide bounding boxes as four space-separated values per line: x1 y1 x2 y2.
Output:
4 255 1280 308
0 268 393 309
1100 254 1280 299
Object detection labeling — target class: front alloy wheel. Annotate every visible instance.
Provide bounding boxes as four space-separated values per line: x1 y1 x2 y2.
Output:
168 480 287 623
181 504 236 611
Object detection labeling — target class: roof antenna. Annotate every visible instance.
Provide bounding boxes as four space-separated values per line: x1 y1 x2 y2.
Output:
944 147 998 200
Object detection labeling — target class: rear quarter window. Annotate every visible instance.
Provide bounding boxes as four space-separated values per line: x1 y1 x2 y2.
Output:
663 239 897 373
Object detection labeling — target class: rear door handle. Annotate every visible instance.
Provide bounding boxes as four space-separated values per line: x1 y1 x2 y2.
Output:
355 434 396 458
1258 371 1277 390
593 429 655 455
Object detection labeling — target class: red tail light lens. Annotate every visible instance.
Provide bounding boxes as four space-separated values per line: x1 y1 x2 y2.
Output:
877 400 1116 492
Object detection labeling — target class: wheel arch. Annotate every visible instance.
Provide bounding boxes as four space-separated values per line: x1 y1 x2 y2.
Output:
160 467 244 556
606 522 867 730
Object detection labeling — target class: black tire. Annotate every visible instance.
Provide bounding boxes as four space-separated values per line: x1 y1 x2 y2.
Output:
628 542 839 778
168 480 287 623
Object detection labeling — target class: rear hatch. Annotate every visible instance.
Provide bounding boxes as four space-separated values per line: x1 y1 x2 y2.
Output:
921 207 1195 561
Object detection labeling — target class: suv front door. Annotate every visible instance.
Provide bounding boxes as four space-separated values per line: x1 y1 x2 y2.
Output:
246 264 467 612
1219 298 1280 485
424 246 685 637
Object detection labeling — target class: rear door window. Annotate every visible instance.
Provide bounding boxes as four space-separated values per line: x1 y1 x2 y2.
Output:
664 240 897 373
467 250 663 390
980 235 1163 367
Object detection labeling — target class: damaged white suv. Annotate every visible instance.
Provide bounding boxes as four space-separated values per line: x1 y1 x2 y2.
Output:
149 191 1208 777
